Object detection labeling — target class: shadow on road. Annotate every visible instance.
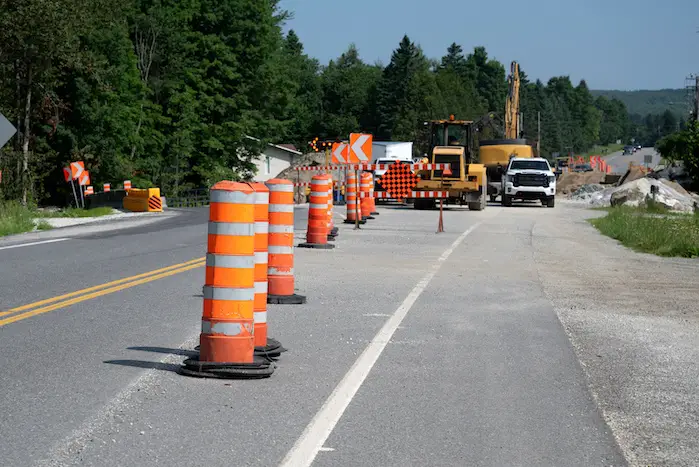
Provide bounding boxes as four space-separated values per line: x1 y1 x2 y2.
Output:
104 359 182 373
127 346 198 357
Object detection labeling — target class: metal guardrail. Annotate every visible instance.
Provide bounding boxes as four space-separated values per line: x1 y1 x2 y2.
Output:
164 189 210 208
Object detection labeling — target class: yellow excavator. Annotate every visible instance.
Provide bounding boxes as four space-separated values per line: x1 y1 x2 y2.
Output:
411 115 487 211
478 61 534 202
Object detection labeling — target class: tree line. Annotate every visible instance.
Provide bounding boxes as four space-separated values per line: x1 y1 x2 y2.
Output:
0 0 636 207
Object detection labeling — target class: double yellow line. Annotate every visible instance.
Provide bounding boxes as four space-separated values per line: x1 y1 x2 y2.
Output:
0 257 205 327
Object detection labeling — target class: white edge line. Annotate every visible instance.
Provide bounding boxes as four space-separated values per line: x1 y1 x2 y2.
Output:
278 221 483 467
0 238 70 251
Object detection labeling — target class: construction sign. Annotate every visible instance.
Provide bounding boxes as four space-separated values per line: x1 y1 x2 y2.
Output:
348 133 372 163
70 161 85 180
376 161 419 199
78 171 91 186
62 167 72 182
331 142 349 164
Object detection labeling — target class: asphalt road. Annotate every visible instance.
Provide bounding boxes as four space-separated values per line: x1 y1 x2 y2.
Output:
603 147 661 174
0 202 628 466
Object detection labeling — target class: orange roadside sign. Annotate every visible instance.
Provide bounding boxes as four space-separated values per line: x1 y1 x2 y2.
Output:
348 133 372 163
62 167 72 182
331 142 349 164
78 171 91 186
70 161 85 180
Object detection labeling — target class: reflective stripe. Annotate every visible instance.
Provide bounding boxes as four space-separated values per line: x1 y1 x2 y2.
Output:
210 190 253 204
269 245 293 255
253 192 269 204
201 320 252 336
310 191 327 197
311 179 330 186
267 183 294 192
268 267 293 276
208 222 255 236
203 286 255 301
254 311 267 324
255 251 268 264
255 281 268 293
269 204 294 213
269 224 294 234
255 221 269 234
310 203 327 210
206 254 255 269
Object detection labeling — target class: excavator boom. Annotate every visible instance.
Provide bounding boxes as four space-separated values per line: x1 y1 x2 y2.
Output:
505 61 520 139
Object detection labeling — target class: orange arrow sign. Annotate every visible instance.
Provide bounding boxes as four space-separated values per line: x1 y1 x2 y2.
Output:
348 133 372 163
331 142 348 163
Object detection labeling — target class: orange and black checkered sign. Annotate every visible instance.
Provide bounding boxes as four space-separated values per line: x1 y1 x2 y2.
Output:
148 196 162 211
376 161 419 199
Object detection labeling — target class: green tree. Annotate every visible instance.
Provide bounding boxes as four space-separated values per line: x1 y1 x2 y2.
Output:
657 120 699 187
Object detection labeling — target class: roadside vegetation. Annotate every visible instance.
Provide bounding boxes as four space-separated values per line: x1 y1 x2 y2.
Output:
0 201 115 237
590 204 699 258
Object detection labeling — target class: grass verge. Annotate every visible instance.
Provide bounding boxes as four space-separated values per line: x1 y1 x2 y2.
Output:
35 207 115 218
589 205 699 257
1 202 115 237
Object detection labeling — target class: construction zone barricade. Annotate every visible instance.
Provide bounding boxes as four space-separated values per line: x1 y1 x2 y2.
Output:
367 172 379 215
299 174 335 249
360 172 374 220
123 188 163 212
327 177 338 241
181 181 274 379
344 171 365 225
248 182 286 359
266 179 306 305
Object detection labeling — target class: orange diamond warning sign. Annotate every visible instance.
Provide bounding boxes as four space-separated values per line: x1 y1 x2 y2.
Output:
376 161 419 199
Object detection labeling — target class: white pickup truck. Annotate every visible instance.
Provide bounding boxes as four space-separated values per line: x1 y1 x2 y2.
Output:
501 157 556 208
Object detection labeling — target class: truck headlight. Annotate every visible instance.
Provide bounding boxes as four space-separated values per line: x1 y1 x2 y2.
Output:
506 175 513 183
548 175 555 184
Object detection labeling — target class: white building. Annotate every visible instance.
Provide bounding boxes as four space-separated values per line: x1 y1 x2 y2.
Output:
245 136 303 181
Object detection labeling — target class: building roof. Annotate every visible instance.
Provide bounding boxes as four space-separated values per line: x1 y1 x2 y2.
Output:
244 135 302 155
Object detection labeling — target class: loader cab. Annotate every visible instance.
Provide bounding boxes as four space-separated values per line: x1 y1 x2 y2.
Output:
426 116 474 179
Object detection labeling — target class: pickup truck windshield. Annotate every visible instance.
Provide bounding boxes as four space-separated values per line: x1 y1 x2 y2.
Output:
510 160 549 171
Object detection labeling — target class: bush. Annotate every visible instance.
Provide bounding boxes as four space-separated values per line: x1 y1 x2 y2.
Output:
0 201 38 236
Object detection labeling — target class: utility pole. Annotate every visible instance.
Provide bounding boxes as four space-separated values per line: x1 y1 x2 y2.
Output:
537 111 541 156
694 76 699 122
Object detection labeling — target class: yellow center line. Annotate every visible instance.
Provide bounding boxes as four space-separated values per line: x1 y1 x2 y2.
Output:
0 259 206 327
0 257 205 317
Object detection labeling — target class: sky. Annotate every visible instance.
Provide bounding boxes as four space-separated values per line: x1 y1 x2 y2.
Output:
279 0 699 90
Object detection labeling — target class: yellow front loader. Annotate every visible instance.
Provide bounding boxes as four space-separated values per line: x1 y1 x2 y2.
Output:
411 116 487 211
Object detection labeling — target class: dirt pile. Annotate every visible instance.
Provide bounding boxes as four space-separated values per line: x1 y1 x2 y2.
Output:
556 172 607 195
275 152 327 183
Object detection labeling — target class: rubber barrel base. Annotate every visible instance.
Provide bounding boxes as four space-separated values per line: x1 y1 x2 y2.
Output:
254 337 287 359
330 227 339 235
344 219 366 224
365 216 375 220
267 293 306 305
180 355 275 379
298 242 335 249
371 212 379 215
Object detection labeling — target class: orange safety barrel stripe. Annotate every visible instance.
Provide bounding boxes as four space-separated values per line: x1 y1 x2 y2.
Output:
326 176 335 233
248 182 269 348
306 174 330 244
345 171 360 221
360 172 372 217
200 180 256 364
265 179 296 297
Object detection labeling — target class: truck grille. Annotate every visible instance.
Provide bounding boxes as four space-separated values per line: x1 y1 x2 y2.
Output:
514 173 548 187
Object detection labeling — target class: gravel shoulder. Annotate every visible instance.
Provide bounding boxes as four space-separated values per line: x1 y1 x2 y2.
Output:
532 201 699 466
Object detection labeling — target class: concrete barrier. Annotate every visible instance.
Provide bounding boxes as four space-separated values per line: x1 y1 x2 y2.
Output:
122 188 163 212
84 190 128 209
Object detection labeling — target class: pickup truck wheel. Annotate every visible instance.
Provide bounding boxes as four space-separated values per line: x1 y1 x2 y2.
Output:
546 197 555 208
502 194 512 207
489 195 497 203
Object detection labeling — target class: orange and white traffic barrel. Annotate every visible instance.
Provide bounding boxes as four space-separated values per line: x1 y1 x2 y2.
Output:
367 172 379 216
265 178 306 305
181 181 274 379
360 172 373 220
298 174 334 249
104 183 111 193
327 175 338 240
344 171 365 225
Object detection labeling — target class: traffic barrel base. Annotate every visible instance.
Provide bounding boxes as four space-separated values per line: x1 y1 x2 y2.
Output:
254 337 287 359
298 242 335 249
180 355 275 379
371 211 379 215
330 226 339 236
267 293 306 305
344 219 366 224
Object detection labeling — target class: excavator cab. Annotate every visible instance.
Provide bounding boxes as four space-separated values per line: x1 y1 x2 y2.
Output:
426 116 474 179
